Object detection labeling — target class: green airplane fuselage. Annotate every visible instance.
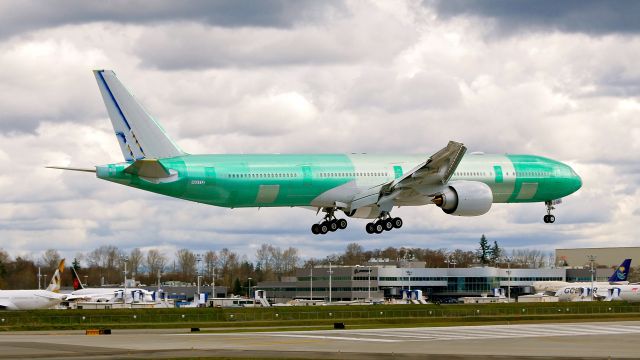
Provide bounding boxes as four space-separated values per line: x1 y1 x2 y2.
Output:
96 153 582 209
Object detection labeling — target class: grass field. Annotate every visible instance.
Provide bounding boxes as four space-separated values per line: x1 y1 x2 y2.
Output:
0 302 638 331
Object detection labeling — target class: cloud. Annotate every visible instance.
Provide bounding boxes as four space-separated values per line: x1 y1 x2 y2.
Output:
431 0 640 35
0 1 638 264
0 0 345 39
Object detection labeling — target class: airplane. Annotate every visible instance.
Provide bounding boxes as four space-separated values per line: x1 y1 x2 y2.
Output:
533 259 632 295
48 70 582 234
66 266 154 303
550 259 632 301
602 284 640 302
0 259 66 310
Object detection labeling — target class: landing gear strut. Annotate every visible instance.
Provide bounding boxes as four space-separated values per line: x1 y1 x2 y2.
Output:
365 212 403 234
311 208 348 235
543 201 556 224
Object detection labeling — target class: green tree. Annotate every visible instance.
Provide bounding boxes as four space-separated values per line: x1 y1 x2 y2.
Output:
476 234 490 266
72 258 81 272
489 241 502 265
232 278 242 296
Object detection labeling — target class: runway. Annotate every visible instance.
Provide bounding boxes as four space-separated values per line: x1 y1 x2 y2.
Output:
1 321 639 359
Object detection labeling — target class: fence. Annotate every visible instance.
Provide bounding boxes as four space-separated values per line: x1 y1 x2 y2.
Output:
0 303 638 329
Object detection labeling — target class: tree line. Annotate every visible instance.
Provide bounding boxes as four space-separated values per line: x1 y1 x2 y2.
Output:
1 235 617 291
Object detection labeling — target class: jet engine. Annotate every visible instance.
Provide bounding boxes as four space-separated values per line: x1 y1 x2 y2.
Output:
431 181 493 216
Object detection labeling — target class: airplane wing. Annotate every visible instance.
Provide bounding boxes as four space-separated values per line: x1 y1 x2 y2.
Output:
350 141 466 212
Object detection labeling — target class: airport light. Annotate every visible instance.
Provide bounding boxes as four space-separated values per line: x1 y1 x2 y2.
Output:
84 275 88 287
368 265 371 301
247 277 253 298
504 257 512 302
122 256 128 304
37 267 41 290
44 274 47 287
310 266 313 301
588 255 597 301
196 254 202 298
406 270 412 291
328 262 333 304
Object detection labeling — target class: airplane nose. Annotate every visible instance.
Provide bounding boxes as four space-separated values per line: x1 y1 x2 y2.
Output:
568 166 582 193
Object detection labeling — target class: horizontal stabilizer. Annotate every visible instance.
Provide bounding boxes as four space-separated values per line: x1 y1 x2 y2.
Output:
46 166 96 173
124 159 171 178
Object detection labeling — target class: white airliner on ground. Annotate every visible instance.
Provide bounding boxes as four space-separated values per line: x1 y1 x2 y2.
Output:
65 267 154 303
0 260 66 310
533 259 631 295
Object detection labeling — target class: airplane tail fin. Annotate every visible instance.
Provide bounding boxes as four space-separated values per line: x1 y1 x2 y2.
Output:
93 70 185 161
608 259 632 282
71 266 85 291
45 259 65 293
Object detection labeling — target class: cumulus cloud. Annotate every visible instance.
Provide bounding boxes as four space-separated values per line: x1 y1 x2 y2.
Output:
431 0 640 35
0 0 344 39
0 1 638 263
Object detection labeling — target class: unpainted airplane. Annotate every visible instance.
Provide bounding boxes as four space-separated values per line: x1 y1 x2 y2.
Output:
66 266 154 303
0 259 66 310
49 70 582 234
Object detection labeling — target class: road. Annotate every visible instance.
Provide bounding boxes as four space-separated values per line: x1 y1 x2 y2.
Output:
1 321 639 359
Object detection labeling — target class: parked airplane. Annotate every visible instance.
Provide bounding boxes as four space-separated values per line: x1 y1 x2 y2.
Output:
0 259 66 310
533 259 631 295
604 284 640 302
48 70 582 234
66 267 153 303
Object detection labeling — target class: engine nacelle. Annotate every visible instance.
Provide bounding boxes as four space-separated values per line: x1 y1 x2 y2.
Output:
432 181 493 216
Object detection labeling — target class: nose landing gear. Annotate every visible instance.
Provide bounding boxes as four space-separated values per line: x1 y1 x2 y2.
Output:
543 200 556 223
365 213 403 234
311 208 348 235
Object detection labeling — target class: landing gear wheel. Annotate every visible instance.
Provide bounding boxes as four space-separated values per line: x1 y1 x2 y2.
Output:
328 220 338 232
311 224 320 234
338 219 348 229
383 219 394 231
319 223 329 234
544 200 557 224
374 221 384 234
392 217 403 229
365 223 375 234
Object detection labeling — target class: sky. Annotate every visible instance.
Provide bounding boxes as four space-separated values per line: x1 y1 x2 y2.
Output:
0 0 638 265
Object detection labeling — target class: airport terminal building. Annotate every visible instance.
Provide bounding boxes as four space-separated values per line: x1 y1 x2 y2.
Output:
257 261 572 303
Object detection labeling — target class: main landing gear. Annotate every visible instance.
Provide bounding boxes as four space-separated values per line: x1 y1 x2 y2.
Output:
543 200 556 224
311 208 348 235
365 213 403 234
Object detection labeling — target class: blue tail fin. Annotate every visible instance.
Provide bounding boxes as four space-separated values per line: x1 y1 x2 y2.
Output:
608 259 632 282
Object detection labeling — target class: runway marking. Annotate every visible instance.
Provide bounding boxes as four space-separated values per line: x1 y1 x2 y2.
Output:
166 323 640 345
210 323 640 343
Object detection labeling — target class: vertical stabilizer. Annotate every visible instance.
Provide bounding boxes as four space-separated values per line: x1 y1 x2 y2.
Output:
45 259 65 293
93 70 184 161
71 266 85 290
608 259 632 282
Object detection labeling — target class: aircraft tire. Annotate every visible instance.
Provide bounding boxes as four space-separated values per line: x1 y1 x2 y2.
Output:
383 219 393 231
392 217 403 228
543 215 549 223
374 221 384 234
338 219 348 229
328 220 338 232
311 224 320 234
548 215 555 223
320 223 329 234
365 223 375 234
